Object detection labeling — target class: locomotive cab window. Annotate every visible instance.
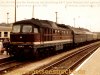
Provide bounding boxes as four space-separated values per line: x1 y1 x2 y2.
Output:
34 28 39 33
22 25 32 33
12 25 21 33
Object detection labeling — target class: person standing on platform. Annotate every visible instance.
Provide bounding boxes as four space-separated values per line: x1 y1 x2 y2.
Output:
3 39 9 55
0 40 4 54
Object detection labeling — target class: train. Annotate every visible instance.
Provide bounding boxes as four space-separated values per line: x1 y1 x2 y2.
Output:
3 18 100 59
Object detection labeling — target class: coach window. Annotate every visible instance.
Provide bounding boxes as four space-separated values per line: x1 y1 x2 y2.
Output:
4 32 8 37
69 31 70 34
51 29 53 34
49 29 51 34
65 31 67 34
54 30 57 34
62 31 64 35
53 30 55 34
58 30 60 34
44 29 46 34
67 31 69 34
63 31 65 35
34 28 39 33
0 32 1 37
44 28 48 34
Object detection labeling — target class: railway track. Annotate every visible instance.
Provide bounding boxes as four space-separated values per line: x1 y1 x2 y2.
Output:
1 42 100 75
0 59 23 75
0 57 14 64
25 42 100 75
0 57 33 75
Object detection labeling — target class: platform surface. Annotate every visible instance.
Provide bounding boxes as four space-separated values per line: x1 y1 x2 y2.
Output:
71 47 100 75
0 54 9 59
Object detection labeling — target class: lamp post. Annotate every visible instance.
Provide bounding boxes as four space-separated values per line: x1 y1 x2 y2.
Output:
7 12 9 24
73 16 80 28
32 5 34 18
55 12 58 23
15 0 16 22
73 18 75 27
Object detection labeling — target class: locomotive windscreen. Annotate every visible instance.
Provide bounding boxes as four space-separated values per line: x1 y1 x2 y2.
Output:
11 24 34 42
12 24 32 33
12 25 21 33
22 25 32 33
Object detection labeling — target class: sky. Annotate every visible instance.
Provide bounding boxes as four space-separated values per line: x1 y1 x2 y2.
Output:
0 0 100 32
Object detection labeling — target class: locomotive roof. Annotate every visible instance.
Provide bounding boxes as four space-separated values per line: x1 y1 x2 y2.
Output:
13 18 91 34
13 18 58 28
47 20 58 28
13 18 41 27
57 24 71 29
39 20 58 28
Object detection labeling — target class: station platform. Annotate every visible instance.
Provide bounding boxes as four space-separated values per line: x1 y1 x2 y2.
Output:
71 47 100 75
0 52 9 59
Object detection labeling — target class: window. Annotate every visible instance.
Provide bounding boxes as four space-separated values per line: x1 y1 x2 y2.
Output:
22 25 32 33
55 30 57 34
67 31 69 34
0 32 1 37
58 30 59 33
34 28 39 33
63 31 65 34
66 31 68 34
4 32 8 37
12 25 21 32
44 28 48 34
53 30 55 34
48 29 51 34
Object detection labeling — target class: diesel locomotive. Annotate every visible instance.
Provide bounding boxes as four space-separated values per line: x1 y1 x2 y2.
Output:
4 18 100 59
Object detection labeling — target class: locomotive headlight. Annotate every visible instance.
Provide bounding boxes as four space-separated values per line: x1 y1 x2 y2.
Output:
18 45 24 48
29 46 33 48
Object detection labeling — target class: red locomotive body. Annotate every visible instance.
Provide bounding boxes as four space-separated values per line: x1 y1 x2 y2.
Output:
7 18 73 59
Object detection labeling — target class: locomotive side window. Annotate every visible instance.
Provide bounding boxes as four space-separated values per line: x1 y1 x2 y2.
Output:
63 31 65 34
34 28 39 33
22 25 32 33
53 30 55 34
12 25 21 32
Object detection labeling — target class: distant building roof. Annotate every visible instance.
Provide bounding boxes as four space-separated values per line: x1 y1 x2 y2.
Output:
0 23 12 27
0 26 12 31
